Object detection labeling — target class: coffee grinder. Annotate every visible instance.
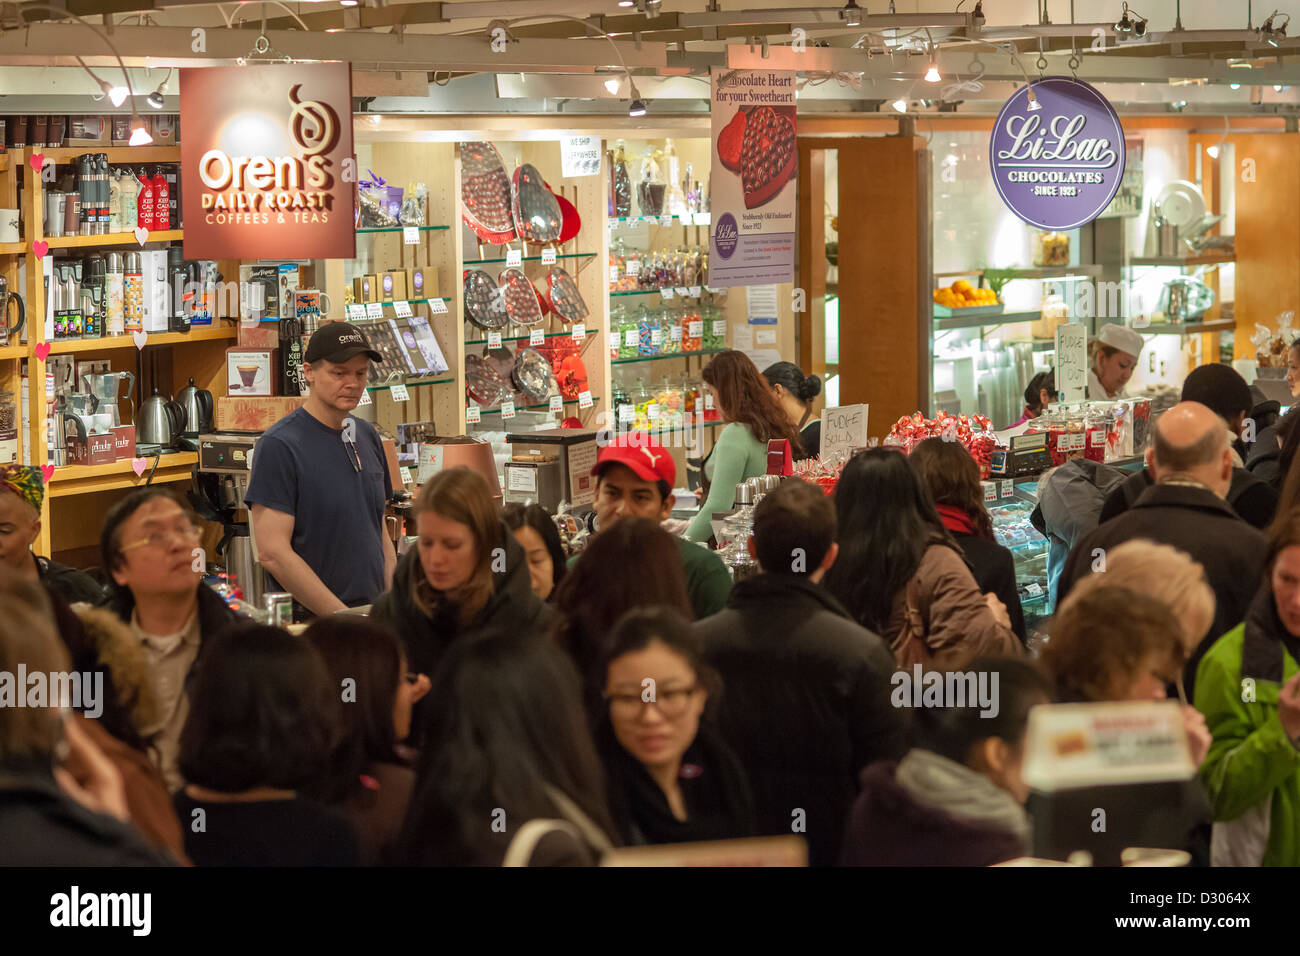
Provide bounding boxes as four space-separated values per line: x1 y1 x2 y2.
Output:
192 433 265 606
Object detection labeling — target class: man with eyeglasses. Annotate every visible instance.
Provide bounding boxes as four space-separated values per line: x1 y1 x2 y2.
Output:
245 322 395 619
100 488 238 791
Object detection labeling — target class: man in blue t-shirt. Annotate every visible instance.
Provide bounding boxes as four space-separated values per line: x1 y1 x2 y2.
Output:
245 322 395 616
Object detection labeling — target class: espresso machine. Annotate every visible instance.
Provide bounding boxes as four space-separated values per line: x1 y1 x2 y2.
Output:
191 433 265 606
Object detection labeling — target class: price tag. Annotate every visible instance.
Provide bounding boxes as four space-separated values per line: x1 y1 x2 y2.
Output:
506 248 523 268
488 331 503 349
619 404 634 423
358 390 374 406
346 304 366 321
541 248 557 265
572 322 586 342
647 403 661 421
1000 479 1015 498
982 482 997 503
705 393 715 410
661 287 675 300
390 384 410 402
530 328 545 346
466 403 482 424
650 328 663 346
403 226 420 245
1026 582 1044 598
393 300 412 318
712 319 727 337
675 287 690 298
365 303 384 321
670 324 682 342
624 329 638 347
694 212 711 227
609 265 620 282
549 395 564 414
501 400 516 420
660 215 674 227
688 286 702 298
429 298 448 314
578 390 593 409
626 258 640 277
399 466 413 485
688 320 703 337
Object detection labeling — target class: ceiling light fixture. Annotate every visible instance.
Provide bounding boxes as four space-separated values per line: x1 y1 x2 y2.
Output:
923 30 941 83
340 0 358 5
892 97 908 112
146 68 172 109
107 84 129 107
1262 10 1291 42
841 0 863 27
604 77 622 94
1027 87 1042 111
129 120 152 146
618 0 635 6
1230 83 1241 90
627 76 646 116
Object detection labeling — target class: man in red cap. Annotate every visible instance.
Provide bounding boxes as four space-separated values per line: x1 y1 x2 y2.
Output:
577 432 732 618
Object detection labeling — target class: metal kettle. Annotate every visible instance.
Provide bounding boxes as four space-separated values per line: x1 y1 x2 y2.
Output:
176 376 214 447
139 389 185 448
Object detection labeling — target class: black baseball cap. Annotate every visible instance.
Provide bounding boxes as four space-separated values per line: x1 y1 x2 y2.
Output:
304 321 383 365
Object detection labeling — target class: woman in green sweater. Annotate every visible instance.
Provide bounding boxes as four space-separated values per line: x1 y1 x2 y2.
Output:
686 350 804 543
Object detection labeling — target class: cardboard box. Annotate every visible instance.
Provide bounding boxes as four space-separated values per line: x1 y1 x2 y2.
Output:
214 396 305 432
68 432 117 466
152 114 177 146
410 268 438 301
381 271 407 301
110 424 136 461
66 115 109 147
354 275 377 303
226 347 277 397
237 322 280 349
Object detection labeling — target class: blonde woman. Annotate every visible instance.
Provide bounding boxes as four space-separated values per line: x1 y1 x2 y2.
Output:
1053 538 1215 766
371 468 551 730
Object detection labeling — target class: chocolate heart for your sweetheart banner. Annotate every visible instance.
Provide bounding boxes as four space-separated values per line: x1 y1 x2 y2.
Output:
709 69 796 288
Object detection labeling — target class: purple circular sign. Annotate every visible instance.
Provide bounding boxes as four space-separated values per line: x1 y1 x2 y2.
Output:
714 212 738 260
989 76 1125 231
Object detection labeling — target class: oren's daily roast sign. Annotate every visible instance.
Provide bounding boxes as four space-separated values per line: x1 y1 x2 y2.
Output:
181 63 357 260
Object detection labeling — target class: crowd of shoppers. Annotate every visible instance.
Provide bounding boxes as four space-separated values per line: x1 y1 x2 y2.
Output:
5 354 1300 867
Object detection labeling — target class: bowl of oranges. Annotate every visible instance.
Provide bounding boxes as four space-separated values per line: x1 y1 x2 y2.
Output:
933 280 1003 316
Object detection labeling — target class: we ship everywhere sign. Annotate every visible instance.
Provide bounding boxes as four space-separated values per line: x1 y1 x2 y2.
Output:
989 77 1126 231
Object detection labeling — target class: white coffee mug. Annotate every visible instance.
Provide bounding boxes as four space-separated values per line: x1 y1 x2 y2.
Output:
0 209 18 244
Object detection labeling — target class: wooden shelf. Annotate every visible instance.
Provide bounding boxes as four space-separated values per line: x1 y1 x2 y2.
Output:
47 324 237 354
0 241 24 256
47 451 197 498
41 229 183 250
0 154 8 173
1128 254 1235 267
35 147 180 165
0 343 25 360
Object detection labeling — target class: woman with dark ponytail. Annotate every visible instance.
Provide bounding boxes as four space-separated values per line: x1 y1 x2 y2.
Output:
763 361 823 459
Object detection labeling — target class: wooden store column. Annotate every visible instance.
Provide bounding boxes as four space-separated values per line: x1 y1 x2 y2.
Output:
797 132 930 439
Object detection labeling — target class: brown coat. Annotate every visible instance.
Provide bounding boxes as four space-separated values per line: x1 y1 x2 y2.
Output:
884 543 1022 671
69 605 189 862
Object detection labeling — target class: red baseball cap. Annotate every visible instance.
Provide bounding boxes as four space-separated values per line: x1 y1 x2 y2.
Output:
592 432 676 487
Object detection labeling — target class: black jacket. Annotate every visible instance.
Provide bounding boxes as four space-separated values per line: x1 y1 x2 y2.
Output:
601 721 755 847
372 522 552 680
1060 482 1268 695
0 762 177 866
952 532 1027 642
1246 416 1290 489
694 573 908 866
36 554 105 606
1098 466 1279 531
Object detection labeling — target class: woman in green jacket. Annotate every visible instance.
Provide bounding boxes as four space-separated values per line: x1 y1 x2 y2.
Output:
686 350 804 543
1197 508 1300 866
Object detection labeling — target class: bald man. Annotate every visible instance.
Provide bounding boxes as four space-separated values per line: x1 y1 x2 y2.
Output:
1059 402 1267 696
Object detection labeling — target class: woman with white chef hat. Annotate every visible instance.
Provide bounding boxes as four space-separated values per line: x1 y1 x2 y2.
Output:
1087 324 1145 400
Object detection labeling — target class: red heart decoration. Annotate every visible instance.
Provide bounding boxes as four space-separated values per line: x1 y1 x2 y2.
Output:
556 194 582 244
34 342 51 360
41 464 55 483
33 241 49 258
29 153 45 173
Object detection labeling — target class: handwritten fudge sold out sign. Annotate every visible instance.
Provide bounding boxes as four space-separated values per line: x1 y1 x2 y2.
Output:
989 77 1125 231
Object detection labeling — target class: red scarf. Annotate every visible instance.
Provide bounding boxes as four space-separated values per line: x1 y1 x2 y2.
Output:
935 504 976 536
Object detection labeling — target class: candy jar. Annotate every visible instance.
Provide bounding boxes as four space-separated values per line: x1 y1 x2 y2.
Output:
611 140 632 218
702 302 726 351
681 303 703 352
637 148 666 217
681 372 701 422
637 305 660 357
617 306 639 360
1084 404 1109 463
660 304 681 356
